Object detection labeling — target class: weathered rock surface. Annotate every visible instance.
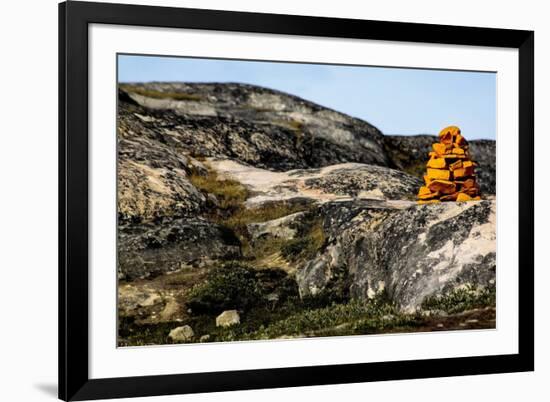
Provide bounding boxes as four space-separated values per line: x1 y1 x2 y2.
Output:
208 159 422 206
118 218 241 280
296 200 496 311
247 212 306 242
120 83 392 172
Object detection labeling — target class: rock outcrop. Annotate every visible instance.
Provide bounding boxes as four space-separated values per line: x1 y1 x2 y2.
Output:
119 83 392 172
297 200 496 311
118 218 241 280
207 159 422 206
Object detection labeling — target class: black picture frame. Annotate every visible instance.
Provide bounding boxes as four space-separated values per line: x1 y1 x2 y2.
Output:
59 1 534 400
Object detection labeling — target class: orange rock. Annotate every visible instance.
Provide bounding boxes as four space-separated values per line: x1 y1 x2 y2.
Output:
456 193 473 202
439 125 461 139
452 168 466 179
426 168 451 181
449 160 463 171
432 143 448 156
440 192 459 201
428 180 456 195
464 187 479 196
426 156 446 169
441 154 466 159
451 147 465 155
418 186 432 196
440 131 453 144
418 191 440 200
454 133 467 147
460 178 476 189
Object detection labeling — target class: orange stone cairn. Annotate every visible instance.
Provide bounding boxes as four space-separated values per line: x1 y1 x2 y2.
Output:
417 126 481 203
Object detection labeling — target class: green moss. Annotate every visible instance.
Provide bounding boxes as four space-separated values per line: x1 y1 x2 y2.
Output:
120 84 203 101
421 285 496 314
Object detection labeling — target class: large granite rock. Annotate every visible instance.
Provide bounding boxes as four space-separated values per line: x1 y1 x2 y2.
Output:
296 200 496 312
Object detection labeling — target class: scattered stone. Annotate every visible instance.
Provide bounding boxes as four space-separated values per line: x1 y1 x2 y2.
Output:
168 325 194 342
199 334 211 342
216 310 240 327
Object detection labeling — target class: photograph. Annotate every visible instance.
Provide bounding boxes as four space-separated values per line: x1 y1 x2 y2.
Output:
116 54 497 346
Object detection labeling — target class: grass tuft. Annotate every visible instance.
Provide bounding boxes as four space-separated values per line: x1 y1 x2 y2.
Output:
189 169 249 211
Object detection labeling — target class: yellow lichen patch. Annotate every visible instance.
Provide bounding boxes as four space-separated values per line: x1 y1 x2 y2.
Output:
417 199 441 204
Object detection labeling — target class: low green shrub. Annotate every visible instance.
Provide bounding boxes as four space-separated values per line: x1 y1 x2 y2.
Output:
421 285 496 314
187 263 261 314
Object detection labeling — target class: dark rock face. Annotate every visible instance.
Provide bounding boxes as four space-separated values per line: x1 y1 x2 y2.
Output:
468 140 497 194
297 200 496 311
119 83 392 172
118 219 241 280
385 134 496 194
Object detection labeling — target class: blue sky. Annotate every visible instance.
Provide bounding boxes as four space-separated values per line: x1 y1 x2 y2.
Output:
118 54 496 140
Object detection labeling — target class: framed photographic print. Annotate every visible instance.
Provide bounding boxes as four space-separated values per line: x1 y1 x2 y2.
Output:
59 1 534 400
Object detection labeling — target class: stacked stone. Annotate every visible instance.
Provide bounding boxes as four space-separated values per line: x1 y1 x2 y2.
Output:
417 126 481 203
